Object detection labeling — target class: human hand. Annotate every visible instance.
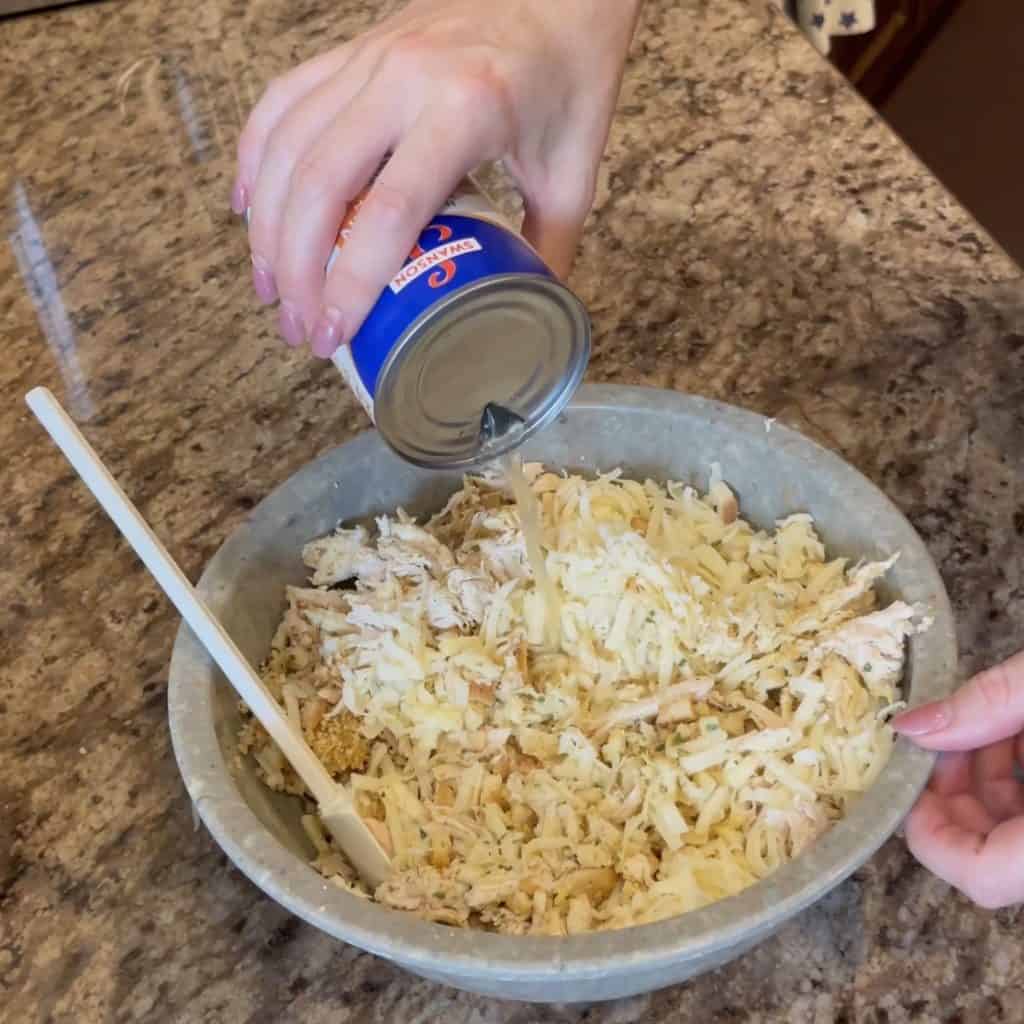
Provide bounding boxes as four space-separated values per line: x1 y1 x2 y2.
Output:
893 650 1024 908
233 0 642 357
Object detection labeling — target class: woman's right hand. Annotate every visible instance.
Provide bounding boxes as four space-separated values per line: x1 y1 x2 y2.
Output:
233 0 642 358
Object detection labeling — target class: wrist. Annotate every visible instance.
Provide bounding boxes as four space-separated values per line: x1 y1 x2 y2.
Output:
540 0 643 58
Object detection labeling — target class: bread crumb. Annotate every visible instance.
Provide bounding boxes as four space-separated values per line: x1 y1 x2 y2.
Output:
308 712 370 775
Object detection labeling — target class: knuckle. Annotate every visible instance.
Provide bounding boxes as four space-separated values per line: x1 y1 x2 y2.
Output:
446 67 497 109
445 64 514 132
238 93 281 166
363 183 415 226
246 208 275 260
534 189 594 252
385 30 432 68
327 260 380 309
248 80 290 149
972 665 1015 717
530 161 599 222
272 248 306 294
262 119 293 170
291 152 335 203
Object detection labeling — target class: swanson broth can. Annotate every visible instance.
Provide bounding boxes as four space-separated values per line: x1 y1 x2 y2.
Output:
322 175 591 468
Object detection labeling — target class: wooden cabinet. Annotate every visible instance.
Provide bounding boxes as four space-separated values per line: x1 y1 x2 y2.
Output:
827 0 963 104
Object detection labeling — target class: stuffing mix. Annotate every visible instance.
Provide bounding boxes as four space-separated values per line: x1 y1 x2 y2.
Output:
237 464 929 934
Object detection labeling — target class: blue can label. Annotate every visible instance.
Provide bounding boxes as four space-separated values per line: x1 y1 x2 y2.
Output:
331 183 551 418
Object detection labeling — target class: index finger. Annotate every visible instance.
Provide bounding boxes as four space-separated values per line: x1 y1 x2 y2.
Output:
310 106 505 357
236 47 354 196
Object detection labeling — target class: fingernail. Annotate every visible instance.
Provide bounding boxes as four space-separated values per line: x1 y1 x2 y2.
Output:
892 700 951 736
251 255 278 304
310 307 344 359
278 301 306 347
230 180 248 216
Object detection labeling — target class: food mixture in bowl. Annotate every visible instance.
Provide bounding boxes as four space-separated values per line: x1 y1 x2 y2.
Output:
237 463 930 935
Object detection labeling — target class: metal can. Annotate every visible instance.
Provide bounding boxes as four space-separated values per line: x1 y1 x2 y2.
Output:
326 176 591 469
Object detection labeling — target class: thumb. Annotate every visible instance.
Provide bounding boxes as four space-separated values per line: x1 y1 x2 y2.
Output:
893 650 1024 750
520 178 595 280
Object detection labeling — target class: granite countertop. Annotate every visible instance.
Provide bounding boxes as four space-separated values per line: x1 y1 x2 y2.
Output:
3 0 1024 1020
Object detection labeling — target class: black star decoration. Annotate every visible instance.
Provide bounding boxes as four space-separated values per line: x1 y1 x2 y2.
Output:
840 10 858 28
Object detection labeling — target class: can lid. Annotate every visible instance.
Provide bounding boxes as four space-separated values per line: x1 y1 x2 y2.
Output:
373 275 590 469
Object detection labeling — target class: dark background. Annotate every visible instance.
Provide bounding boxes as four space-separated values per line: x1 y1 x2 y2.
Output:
831 0 1024 268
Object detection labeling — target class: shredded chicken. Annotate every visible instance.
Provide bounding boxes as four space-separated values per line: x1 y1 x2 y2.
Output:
239 465 931 934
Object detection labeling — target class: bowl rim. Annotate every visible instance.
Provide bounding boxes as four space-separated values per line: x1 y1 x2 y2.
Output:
168 383 956 981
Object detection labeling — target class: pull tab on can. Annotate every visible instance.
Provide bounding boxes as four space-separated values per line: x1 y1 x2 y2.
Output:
479 402 526 449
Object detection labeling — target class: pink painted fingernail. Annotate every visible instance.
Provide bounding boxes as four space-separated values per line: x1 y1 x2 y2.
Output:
230 179 248 216
251 255 278 304
278 301 306 347
310 307 344 359
892 700 951 736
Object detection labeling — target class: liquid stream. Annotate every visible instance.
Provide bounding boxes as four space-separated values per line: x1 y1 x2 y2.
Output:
501 453 561 650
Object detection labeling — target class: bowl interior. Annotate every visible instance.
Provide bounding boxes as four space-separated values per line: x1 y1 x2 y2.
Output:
168 384 957 991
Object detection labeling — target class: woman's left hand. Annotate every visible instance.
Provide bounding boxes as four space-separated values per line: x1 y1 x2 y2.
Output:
893 650 1024 909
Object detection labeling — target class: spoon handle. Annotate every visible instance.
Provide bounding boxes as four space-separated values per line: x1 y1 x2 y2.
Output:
25 388 339 809
27 387 391 885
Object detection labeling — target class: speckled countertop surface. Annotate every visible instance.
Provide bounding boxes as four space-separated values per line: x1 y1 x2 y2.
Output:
3 0 1024 1021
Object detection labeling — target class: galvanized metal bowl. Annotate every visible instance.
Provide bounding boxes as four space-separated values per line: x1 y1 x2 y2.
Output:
168 384 957 1002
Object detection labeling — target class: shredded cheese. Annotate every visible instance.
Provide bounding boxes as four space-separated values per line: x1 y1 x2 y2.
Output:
239 465 930 934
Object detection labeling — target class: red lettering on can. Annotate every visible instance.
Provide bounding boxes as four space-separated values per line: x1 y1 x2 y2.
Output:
409 225 456 288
